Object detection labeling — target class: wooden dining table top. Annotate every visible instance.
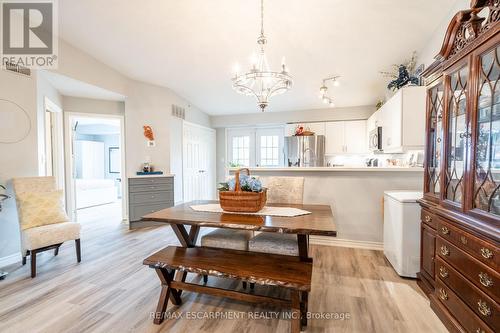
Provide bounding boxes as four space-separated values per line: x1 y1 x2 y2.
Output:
141 200 336 236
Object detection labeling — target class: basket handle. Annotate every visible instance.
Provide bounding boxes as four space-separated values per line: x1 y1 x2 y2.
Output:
234 168 250 192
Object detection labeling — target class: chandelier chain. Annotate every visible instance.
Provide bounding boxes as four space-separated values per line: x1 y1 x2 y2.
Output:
260 0 264 36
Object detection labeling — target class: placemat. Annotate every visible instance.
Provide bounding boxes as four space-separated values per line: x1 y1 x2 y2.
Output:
190 203 311 217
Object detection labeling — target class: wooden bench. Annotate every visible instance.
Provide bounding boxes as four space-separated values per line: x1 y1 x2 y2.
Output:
144 246 313 332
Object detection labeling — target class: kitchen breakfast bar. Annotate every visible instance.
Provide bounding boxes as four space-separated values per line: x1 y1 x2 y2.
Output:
229 167 424 248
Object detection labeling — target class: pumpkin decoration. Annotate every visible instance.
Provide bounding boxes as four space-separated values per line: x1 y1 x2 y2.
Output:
143 125 155 141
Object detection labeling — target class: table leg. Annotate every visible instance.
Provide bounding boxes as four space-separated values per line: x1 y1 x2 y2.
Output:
297 234 312 262
170 224 201 296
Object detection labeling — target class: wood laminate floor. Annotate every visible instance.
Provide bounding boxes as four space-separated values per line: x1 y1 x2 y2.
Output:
0 204 447 333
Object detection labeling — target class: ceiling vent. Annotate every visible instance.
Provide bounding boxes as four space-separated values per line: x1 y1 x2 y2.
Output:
172 104 185 120
2 60 31 77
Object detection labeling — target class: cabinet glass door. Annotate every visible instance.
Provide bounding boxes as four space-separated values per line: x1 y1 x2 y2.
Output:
445 67 468 204
427 83 444 195
473 46 500 215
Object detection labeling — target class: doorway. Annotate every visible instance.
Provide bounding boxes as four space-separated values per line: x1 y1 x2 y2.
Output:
65 113 126 224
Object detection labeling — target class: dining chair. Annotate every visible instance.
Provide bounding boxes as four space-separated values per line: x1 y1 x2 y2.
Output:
248 177 305 256
13 176 81 278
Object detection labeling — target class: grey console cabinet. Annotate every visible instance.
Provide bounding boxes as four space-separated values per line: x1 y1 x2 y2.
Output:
128 176 174 228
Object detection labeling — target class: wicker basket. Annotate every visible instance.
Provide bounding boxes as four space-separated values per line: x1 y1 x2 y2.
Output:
219 168 267 213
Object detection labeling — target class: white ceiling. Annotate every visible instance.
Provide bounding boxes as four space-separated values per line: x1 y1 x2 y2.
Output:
58 0 457 115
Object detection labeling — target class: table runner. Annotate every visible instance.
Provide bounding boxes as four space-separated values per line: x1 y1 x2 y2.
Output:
190 203 311 217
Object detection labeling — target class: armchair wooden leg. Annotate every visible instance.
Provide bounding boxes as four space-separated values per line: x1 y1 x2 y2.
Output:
242 281 247 289
75 239 81 263
30 250 37 278
203 274 208 283
22 256 26 265
54 245 60 256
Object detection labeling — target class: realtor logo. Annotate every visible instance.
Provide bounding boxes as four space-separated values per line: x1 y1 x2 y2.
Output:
1 0 58 68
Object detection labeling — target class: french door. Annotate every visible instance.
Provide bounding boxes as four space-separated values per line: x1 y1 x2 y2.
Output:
182 122 216 202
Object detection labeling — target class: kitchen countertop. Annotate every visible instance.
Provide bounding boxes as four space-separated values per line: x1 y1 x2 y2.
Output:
229 167 424 172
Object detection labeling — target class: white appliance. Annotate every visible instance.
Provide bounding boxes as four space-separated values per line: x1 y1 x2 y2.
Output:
383 191 423 278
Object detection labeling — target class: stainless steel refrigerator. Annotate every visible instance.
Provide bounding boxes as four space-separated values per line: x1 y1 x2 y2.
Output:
284 135 326 167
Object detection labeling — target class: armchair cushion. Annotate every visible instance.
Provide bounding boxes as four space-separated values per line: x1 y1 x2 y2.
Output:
22 222 81 251
16 190 69 230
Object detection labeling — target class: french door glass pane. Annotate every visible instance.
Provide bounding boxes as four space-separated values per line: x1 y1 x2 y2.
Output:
428 83 444 195
445 66 468 204
473 46 500 215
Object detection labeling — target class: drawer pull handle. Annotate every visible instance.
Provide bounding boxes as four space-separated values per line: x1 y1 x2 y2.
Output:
441 226 449 235
480 247 493 259
424 215 432 223
439 266 449 279
440 245 450 256
479 272 493 288
477 300 491 317
476 329 485 333
460 236 467 244
438 288 448 301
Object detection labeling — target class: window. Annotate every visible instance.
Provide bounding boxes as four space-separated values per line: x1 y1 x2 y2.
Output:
231 136 250 166
259 135 280 166
227 127 284 168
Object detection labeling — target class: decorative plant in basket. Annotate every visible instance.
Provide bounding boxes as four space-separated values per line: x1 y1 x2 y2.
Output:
218 168 267 213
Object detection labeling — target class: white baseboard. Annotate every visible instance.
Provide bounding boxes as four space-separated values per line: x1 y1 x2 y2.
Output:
0 252 22 268
310 236 383 251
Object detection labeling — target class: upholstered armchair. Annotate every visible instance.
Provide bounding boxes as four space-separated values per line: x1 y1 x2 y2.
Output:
13 176 81 278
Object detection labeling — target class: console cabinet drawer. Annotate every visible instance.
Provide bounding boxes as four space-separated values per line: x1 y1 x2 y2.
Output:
130 191 174 204
437 217 499 271
437 257 499 331
436 237 500 303
130 202 173 222
435 280 494 333
129 177 173 186
129 183 173 193
421 208 436 229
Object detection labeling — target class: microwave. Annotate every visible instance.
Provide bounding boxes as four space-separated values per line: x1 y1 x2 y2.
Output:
369 127 383 152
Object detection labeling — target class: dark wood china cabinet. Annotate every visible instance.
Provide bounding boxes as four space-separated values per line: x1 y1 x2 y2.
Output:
418 1 500 332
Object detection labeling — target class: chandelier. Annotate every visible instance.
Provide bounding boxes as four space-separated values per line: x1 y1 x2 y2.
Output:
231 0 292 112
319 76 340 107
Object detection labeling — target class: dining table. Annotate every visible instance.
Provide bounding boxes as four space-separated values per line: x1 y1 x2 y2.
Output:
141 199 337 262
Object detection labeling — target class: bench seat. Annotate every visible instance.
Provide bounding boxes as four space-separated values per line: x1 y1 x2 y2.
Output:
144 246 312 332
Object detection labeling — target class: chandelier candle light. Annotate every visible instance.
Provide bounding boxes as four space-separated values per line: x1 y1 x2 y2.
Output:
231 0 292 112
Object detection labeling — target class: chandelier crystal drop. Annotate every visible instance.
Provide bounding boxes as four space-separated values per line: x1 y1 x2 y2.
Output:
231 0 292 112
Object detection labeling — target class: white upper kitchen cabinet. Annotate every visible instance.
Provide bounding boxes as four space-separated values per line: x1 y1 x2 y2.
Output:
379 86 426 153
285 122 325 136
344 120 367 153
325 120 367 154
325 121 345 154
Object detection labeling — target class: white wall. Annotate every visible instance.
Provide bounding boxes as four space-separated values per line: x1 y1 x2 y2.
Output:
211 105 374 128
418 0 469 68
62 96 125 115
0 70 39 261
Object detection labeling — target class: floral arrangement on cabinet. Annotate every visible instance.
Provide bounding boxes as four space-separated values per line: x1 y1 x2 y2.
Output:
380 52 420 91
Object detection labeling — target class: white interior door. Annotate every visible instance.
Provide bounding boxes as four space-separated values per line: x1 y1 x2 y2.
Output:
183 122 216 202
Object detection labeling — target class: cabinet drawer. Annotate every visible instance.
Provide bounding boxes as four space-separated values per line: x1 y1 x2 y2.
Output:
421 208 436 229
129 202 173 221
436 237 500 303
129 177 173 186
130 191 173 204
129 183 173 193
437 257 499 331
437 217 499 271
435 280 494 333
